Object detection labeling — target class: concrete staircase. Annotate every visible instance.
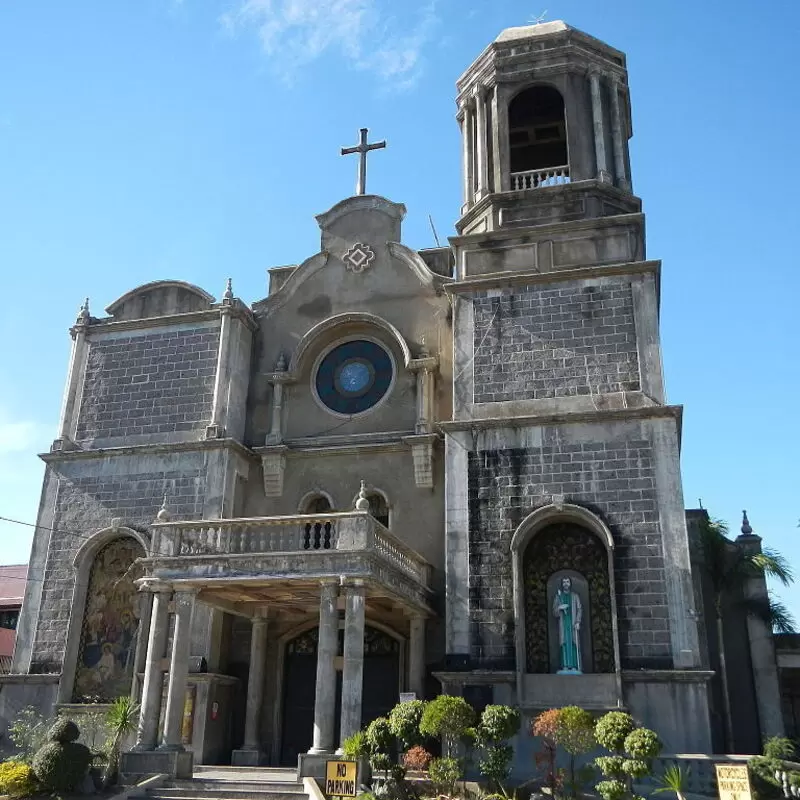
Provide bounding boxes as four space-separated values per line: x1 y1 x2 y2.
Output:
132 767 310 800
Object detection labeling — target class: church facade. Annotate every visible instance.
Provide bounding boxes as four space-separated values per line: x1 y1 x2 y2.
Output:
4 21 785 772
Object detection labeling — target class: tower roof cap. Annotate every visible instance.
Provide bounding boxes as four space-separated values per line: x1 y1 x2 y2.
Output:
495 20 572 43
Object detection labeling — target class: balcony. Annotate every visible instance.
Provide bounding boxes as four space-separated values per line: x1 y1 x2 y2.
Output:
511 165 570 190
145 511 433 614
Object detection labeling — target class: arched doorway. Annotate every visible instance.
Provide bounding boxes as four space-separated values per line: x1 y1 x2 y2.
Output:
279 625 401 765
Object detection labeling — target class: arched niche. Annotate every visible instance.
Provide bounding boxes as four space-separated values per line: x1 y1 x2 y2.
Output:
511 503 620 682
59 527 149 704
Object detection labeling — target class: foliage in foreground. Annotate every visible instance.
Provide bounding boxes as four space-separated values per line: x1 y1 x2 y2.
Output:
0 761 38 798
31 717 92 792
594 712 661 800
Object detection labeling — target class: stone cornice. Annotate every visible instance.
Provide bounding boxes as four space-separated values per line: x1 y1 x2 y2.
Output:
72 303 257 337
621 670 715 684
438 404 683 432
445 259 660 295
40 436 258 465
258 432 414 457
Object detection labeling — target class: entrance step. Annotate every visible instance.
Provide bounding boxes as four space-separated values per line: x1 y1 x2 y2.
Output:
133 772 307 800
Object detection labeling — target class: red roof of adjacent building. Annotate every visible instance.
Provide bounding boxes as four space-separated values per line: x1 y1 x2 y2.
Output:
0 565 26 606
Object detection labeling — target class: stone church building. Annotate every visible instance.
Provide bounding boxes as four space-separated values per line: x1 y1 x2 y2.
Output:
2 21 786 772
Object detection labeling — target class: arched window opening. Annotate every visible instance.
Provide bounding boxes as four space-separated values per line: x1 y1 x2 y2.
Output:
73 537 145 702
522 522 613 674
508 85 569 188
366 493 389 529
302 494 334 551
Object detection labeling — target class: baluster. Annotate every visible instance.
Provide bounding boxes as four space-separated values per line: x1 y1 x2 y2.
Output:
323 522 332 549
303 523 311 550
313 522 321 550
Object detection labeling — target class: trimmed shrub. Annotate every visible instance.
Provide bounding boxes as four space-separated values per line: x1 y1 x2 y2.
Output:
32 740 91 792
594 712 636 753
365 716 394 762
47 717 80 743
623 728 661 760
402 746 433 771
428 756 462 796
0 760 38 798
479 744 515 786
420 695 475 753
389 700 427 749
477 705 521 745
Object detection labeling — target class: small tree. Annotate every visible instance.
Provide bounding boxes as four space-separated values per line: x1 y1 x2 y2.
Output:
420 695 475 757
557 707 596 798
476 705 521 791
365 716 395 776
594 712 661 800
531 708 562 796
389 699 427 750
103 696 140 788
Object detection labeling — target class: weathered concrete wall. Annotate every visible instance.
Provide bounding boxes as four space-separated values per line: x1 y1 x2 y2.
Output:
465 419 668 669
76 323 220 447
472 278 639 404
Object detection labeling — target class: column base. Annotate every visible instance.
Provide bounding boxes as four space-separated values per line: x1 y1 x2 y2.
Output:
231 748 266 766
120 749 193 781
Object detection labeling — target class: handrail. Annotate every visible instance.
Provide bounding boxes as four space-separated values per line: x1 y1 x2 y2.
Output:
511 165 570 190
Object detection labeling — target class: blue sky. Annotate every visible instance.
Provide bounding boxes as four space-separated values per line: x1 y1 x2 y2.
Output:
1 1 798 614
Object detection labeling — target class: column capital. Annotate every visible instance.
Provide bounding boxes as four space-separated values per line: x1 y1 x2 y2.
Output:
136 578 173 595
341 579 366 595
252 615 270 629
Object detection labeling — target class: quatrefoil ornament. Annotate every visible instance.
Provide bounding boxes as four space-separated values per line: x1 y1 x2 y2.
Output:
342 242 376 273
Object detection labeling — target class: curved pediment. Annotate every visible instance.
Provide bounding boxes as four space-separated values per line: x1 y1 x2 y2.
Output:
105 280 215 321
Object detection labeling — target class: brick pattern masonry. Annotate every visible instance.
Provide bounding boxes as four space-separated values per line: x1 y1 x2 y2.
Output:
467 438 671 670
472 280 640 404
76 326 220 442
30 469 205 673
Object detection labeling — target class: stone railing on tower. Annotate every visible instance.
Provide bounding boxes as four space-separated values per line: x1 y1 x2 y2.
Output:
511 165 570 191
149 511 432 591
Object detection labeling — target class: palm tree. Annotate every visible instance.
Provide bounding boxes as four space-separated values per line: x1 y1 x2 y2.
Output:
102 695 140 788
698 515 794 753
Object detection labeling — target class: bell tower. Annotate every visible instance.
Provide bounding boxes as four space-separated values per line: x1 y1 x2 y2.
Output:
443 21 714 754
456 20 636 236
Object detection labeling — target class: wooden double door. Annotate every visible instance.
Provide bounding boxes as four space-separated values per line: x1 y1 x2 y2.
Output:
279 626 401 766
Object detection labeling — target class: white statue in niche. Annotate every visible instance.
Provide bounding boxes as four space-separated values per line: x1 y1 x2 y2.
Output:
552 576 583 674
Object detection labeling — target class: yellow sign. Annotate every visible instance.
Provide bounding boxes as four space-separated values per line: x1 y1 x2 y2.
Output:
325 760 357 797
716 764 752 800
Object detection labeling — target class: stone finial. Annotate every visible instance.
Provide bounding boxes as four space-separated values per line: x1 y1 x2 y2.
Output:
741 509 753 536
77 297 90 324
419 337 430 358
355 480 370 511
275 352 287 372
156 494 171 522
223 278 234 301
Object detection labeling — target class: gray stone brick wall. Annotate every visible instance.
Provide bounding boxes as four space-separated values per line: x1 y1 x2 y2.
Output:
30 467 205 674
467 437 670 670
472 280 640 404
76 326 219 442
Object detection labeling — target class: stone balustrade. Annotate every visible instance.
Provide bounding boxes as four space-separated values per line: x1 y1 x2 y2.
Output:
150 511 431 588
511 165 570 190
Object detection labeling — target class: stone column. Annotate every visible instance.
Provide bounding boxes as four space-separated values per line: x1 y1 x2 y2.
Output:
206 289 234 439
409 614 426 700
309 580 339 754
243 614 269 751
135 584 172 750
161 590 196 750
589 69 612 183
339 582 366 749
131 590 154 703
608 75 630 191
474 87 489 199
461 102 475 212
738 516 786 740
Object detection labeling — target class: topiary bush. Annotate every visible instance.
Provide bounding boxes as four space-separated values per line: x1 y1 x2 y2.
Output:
0 760 38 798
595 712 637 753
389 700 427 749
428 756 462 797
31 717 91 792
420 695 475 755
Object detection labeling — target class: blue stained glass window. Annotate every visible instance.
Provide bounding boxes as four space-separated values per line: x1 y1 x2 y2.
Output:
315 340 393 414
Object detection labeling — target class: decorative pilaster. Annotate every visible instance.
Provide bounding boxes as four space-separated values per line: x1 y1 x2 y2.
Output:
135 582 172 750
161 589 196 750
474 87 489 199
339 581 366 749
460 101 475 212
737 512 786 740
589 69 612 184
608 75 630 191
309 581 339 754
206 280 235 439
52 299 91 451
266 353 288 445
402 434 438 489
408 614 426 699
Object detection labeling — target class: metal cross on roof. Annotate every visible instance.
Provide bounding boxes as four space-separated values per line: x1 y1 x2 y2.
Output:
341 127 386 196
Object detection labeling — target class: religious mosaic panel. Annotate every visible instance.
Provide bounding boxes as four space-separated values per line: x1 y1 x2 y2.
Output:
523 523 614 674
73 537 145 702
